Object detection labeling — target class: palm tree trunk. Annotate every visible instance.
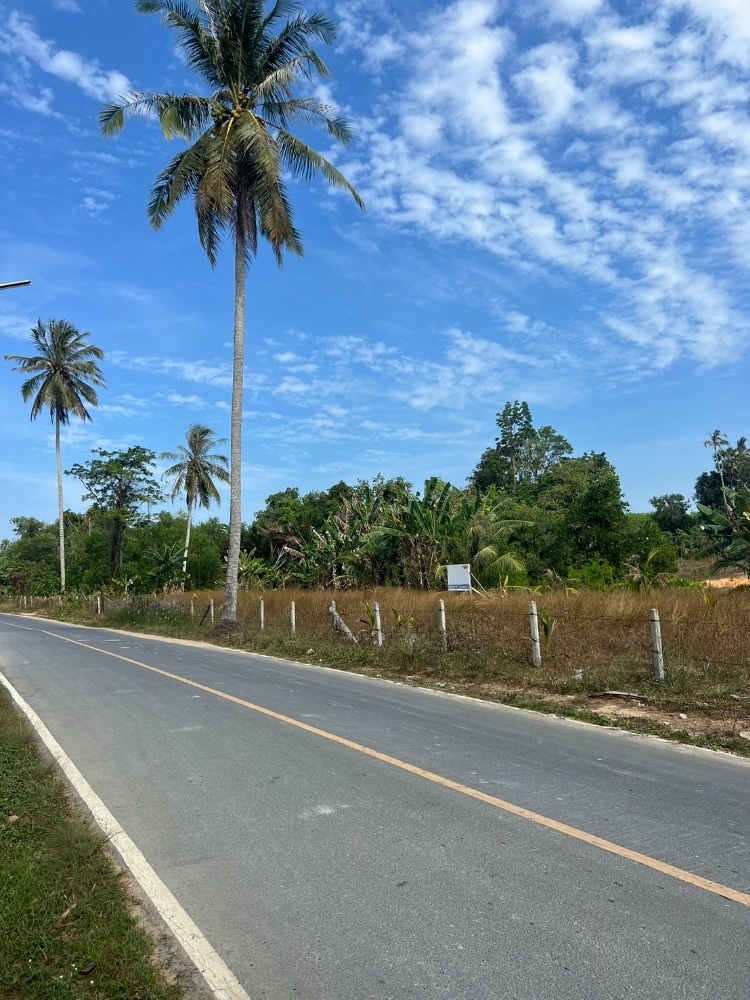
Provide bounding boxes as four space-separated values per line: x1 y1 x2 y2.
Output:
222 225 245 624
182 504 192 587
55 413 66 592
714 445 733 519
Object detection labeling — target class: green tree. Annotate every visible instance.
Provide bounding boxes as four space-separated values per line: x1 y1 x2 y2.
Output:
381 479 457 589
649 494 692 535
5 319 105 591
187 526 226 588
470 401 572 493
725 437 750 480
695 436 750 518
564 453 627 569
162 424 230 584
695 470 725 512
621 513 676 579
143 540 185 591
698 489 750 577
101 0 363 628
4 517 60 595
439 486 529 588
507 452 628 582
67 447 164 577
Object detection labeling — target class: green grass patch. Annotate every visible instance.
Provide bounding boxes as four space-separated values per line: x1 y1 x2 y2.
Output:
0 689 185 1000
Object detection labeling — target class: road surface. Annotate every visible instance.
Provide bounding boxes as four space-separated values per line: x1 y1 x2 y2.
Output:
1 614 749 999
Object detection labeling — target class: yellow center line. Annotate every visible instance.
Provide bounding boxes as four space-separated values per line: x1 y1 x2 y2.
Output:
10 620 750 908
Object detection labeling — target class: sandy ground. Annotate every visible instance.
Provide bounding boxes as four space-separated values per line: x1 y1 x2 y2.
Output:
702 574 750 589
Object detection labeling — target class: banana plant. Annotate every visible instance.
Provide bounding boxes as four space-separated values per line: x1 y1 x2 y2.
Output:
698 489 750 577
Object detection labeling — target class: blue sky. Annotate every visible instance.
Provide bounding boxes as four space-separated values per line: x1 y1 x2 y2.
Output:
1 0 749 539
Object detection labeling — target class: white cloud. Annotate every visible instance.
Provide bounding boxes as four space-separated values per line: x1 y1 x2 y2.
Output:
53 0 83 12
97 403 147 419
81 196 108 218
337 0 750 373
513 42 581 126
109 351 233 388
540 0 605 24
0 314 34 340
0 11 131 109
673 0 750 68
0 80 59 116
164 393 209 409
408 0 512 144
365 33 403 67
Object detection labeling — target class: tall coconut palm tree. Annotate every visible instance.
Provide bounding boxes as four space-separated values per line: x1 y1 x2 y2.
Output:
704 430 731 517
5 320 105 592
100 0 363 627
162 423 230 583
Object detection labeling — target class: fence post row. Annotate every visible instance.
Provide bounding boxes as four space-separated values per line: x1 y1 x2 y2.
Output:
65 592 668 681
529 601 542 667
649 608 665 682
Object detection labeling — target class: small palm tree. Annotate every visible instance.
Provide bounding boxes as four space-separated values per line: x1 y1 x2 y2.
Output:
5 320 105 592
101 0 363 627
162 424 230 584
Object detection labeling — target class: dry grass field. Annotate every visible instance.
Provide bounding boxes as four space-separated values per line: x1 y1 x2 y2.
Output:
20 579 750 754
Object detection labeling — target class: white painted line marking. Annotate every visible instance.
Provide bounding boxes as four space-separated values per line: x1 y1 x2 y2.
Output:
0 670 251 1000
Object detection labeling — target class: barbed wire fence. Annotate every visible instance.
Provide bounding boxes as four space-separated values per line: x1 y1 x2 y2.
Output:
21 589 750 686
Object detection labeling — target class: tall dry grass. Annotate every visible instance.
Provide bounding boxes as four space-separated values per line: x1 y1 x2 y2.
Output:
25 584 750 703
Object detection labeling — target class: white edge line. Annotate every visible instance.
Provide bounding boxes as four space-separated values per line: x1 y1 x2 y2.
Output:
0 668 251 1000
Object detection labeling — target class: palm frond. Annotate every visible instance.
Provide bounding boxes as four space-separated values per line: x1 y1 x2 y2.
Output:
148 140 210 229
136 1 225 84
276 131 363 208
157 94 215 139
264 96 353 144
261 11 336 78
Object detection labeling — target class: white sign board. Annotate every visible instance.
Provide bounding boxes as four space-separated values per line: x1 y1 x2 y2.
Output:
447 564 472 592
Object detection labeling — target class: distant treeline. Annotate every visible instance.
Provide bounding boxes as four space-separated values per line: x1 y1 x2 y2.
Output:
3 403 746 596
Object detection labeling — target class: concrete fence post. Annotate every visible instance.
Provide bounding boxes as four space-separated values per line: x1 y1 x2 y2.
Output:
438 599 448 651
373 601 383 647
529 601 542 667
649 608 665 681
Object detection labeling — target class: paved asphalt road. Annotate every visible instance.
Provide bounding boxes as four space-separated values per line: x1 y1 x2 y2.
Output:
1 613 749 999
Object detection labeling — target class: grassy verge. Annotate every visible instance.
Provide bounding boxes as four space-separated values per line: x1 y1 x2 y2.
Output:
0 688 185 1000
